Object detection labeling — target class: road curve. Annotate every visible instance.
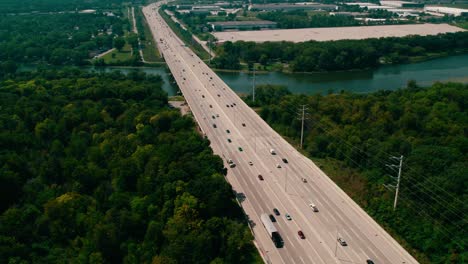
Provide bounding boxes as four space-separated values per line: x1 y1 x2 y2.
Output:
143 3 419 264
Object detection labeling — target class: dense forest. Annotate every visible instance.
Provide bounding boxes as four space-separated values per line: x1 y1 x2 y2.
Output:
212 31 468 72
243 82 467 263
0 12 127 66
0 0 131 13
0 69 258 263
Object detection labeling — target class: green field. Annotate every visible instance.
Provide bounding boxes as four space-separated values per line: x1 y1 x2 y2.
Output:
136 6 163 62
101 37 133 64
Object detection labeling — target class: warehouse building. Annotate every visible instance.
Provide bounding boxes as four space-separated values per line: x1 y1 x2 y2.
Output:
209 20 277 31
380 1 425 8
424 6 468 17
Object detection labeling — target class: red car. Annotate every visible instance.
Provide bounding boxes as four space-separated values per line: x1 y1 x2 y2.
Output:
298 231 305 239
258 175 264 181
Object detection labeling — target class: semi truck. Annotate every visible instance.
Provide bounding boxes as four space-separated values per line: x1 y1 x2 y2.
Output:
260 214 283 248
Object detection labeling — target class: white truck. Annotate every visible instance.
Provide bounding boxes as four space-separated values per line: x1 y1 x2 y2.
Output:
260 214 283 248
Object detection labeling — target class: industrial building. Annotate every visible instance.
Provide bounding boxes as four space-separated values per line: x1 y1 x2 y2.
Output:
424 6 468 17
345 2 380 7
380 1 425 8
209 20 277 31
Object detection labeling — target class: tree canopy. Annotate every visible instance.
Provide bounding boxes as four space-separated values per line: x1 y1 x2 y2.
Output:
0 69 258 263
245 82 468 263
213 32 468 72
0 12 127 65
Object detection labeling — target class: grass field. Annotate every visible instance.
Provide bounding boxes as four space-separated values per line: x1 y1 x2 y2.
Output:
136 6 162 62
101 33 133 64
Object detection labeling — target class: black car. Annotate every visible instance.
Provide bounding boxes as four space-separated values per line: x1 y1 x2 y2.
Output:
213 124 217 128
226 104 230 107
226 129 230 134
366 260 375 264
269 214 276 222
242 123 246 127
273 208 280 216
282 158 288 163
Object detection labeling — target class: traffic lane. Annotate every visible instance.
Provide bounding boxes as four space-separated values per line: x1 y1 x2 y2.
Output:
146 4 416 264
175 52 333 263
172 36 366 262
175 42 402 262
294 153 412 263
154 11 297 264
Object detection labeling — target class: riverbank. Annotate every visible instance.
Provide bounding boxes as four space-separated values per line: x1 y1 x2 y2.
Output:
212 49 468 75
16 53 468 96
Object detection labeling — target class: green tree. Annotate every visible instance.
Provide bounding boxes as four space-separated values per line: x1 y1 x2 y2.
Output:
113 37 126 51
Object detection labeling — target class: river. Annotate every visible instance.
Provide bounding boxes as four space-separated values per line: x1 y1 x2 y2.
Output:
19 54 468 96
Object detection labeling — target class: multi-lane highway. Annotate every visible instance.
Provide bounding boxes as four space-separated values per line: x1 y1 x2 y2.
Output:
143 3 419 263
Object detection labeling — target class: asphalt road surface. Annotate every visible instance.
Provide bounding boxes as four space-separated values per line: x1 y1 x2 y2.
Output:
143 3 419 264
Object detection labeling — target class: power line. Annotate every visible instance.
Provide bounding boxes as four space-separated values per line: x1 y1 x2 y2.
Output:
400 176 466 217
279 104 466 217
398 191 467 232
397 196 465 247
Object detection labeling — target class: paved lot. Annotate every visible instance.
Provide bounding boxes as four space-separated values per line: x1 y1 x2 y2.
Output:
144 3 420 263
213 23 464 43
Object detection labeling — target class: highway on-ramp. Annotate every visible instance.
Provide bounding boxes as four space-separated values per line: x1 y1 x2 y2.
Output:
143 3 419 264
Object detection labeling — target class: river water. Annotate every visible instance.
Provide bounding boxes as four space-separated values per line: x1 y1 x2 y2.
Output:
19 54 468 96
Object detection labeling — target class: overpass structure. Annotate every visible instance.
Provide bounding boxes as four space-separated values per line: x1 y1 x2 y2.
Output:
143 3 419 264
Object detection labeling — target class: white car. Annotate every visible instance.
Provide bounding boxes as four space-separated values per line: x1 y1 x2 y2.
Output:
276 164 282 168
248 161 253 166
309 203 319 212
302 178 307 183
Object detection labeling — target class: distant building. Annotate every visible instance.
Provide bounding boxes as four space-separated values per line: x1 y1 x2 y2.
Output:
250 3 337 12
209 20 277 31
424 6 468 17
78 9 96 14
366 5 396 10
330 12 368 17
380 1 425 8
192 5 221 11
345 2 380 8
187 5 221 14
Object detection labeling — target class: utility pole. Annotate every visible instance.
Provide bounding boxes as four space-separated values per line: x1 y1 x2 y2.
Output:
299 105 307 149
252 66 256 102
393 155 403 211
385 155 404 211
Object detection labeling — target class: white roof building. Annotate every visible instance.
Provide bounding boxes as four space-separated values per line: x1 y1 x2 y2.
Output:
424 6 468 17
380 1 424 8
345 2 380 7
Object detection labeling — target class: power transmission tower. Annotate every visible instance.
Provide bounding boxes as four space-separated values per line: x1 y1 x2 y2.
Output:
299 105 308 149
384 155 404 211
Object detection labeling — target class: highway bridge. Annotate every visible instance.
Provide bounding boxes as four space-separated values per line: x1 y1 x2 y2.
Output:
143 3 419 263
